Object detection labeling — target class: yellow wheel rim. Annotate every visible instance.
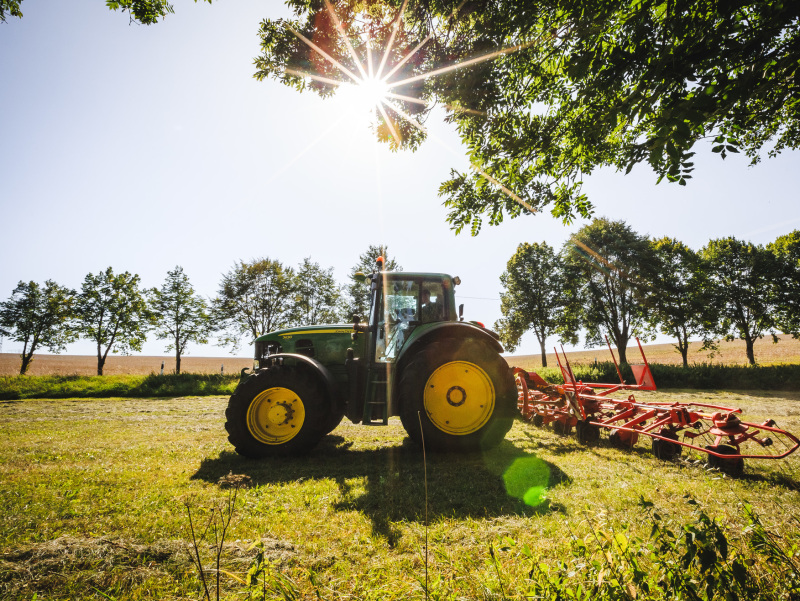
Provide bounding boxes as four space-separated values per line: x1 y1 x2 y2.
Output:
424 361 495 435
246 387 305 445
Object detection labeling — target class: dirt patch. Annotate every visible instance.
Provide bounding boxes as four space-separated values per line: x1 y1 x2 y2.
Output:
0 535 295 596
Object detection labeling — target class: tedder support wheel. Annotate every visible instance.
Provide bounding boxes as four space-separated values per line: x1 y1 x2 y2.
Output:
652 430 682 461
225 366 330 458
706 444 744 477
399 338 516 452
576 420 601 445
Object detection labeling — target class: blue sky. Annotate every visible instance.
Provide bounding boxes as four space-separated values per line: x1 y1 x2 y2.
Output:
1 0 799 358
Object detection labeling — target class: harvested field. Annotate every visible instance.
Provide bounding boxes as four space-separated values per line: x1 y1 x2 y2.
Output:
511 336 800 370
0 353 253 376
3 336 798 377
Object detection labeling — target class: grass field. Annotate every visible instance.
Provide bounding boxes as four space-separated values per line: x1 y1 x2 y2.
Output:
1 391 799 599
3 336 798 378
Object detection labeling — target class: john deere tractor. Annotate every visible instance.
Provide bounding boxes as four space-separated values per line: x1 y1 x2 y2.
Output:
225 259 516 456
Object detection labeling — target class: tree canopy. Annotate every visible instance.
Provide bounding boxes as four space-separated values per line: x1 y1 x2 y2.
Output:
701 237 780 365
495 242 567 365
646 238 712 368
562 218 655 364
149 266 210 374
254 0 800 232
74 268 152 375
213 258 297 351
344 244 401 321
0 280 75 374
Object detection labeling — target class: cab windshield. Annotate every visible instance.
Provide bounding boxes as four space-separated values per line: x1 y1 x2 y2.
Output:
374 278 446 362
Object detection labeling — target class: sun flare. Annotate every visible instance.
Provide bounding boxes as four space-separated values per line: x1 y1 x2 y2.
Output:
337 76 389 117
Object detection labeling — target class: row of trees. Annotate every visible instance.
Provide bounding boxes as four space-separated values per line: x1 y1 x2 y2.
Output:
0 246 399 375
497 220 799 367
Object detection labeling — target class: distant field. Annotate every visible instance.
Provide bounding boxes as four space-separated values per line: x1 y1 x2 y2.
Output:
511 336 800 370
0 354 253 376
2 336 799 376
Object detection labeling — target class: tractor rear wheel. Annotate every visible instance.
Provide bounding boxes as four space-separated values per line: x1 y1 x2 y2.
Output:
225 366 329 458
399 339 516 451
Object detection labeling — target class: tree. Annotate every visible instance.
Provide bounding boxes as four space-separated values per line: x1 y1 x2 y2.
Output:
344 245 401 322
1 1 211 25
149 266 211 374
292 258 342 325
768 230 800 338
0 1 22 23
255 1 800 232
561 218 655 364
646 238 713 368
75 267 151 376
213 258 296 351
495 242 567 366
701 237 780 365
0 280 75 375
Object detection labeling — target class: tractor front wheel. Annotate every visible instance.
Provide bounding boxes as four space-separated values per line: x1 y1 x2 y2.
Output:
225 366 329 458
399 339 516 451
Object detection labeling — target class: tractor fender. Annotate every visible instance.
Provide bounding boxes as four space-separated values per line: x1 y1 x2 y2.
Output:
395 321 505 377
254 353 340 409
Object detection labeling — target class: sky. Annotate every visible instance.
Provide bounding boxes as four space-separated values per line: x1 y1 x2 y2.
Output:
1 0 799 359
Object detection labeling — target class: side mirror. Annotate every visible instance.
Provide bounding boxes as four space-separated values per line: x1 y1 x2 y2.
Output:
459 304 464 322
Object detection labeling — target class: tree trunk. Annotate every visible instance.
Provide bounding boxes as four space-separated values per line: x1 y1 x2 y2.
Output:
616 337 628 365
176 350 181 375
680 346 689 368
539 339 548 368
19 353 32 375
745 337 756 365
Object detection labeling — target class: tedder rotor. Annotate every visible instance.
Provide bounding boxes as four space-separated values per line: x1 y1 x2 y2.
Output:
514 338 799 476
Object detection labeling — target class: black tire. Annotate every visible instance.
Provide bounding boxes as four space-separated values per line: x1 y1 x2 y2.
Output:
321 408 346 435
225 366 330 458
398 338 516 451
552 419 571 436
706 444 744 477
532 413 544 428
652 430 682 460
576 420 601 445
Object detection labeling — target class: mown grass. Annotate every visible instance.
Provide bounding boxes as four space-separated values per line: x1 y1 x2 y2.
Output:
1 391 799 599
0 373 241 400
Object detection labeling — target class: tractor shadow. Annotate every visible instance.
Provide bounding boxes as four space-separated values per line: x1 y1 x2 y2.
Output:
191 436 570 546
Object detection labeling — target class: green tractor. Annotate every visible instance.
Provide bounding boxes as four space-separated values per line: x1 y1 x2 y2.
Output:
225 259 517 456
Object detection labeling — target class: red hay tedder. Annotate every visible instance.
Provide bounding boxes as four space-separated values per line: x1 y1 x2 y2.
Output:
513 338 800 476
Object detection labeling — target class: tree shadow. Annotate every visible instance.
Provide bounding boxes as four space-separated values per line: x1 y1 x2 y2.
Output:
191 436 570 546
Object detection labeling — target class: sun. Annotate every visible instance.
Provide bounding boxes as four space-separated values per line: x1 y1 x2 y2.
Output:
336 76 389 118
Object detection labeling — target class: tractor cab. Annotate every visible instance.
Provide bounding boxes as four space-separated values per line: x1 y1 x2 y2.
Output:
368 271 459 363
